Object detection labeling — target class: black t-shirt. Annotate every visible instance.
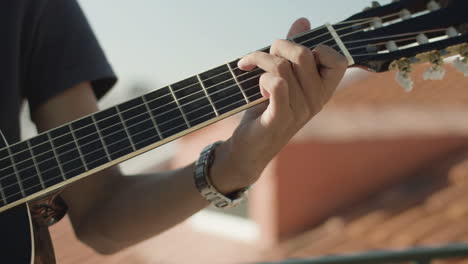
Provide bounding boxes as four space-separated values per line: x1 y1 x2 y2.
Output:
1 1 117 262
1 0 117 145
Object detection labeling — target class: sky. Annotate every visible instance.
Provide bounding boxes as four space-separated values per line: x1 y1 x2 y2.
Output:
77 0 392 102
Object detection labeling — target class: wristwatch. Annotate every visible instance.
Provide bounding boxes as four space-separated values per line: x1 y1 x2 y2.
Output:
194 141 249 208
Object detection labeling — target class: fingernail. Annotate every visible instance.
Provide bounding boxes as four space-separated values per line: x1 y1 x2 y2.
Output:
238 58 247 69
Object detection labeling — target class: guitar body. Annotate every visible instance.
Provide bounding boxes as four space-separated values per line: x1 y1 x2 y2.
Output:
0 203 34 264
0 131 34 264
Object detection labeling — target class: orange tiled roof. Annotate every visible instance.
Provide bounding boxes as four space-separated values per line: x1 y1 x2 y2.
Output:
270 149 468 262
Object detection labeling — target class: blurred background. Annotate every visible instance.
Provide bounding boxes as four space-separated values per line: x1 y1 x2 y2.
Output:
20 0 468 263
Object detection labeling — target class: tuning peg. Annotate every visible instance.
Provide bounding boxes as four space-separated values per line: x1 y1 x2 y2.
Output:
427 0 441 11
386 42 414 91
363 1 381 11
446 27 459 38
416 33 429 44
424 51 446 80
385 40 398 52
370 17 383 29
396 71 414 92
453 44 468 76
399 9 412 20
390 58 414 92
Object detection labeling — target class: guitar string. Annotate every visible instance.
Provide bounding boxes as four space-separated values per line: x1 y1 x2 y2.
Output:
9 44 462 201
1 84 261 194
0 9 426 166
341 28 446 45
0 18 377 165
0 27 456 189
0 26 458 186
1 26 455 201
0 15 433 168
280 12 401 46
0 25 456 199
0 22 456 188
1 85 265 201
0 13 409 167
0 84 264 193
351 33 462 57
2 16 450 202
18 19 456 201
343 29 449 53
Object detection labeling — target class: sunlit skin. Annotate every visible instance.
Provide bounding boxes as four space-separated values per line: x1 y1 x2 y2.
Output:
32 18 347 254
211 18 348 193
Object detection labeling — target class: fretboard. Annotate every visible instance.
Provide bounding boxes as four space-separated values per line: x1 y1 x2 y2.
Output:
0 24 348 210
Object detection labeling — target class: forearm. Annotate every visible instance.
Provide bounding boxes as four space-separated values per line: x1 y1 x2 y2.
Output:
77 140 248 254
77 163 204 253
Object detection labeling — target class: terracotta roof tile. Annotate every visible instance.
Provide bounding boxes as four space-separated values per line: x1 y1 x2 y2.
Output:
389 214 448 247
275 149 468 263
445 196 468 219
421 219 468 245
425 186 468 212
369 207 428 243
345 210 389 237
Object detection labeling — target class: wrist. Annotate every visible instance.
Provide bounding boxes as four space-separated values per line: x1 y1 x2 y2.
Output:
209 139 256 195
194 140 250 208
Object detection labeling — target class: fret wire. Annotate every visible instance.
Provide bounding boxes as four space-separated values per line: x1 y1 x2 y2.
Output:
7 146 26 197
116 107 137 152
196 74 219 116
0 181 6 205
0 20 356 199
227 63 249 103
325 23 354 65
69 124 88 171
91 115 112 162
26 140 45 189
0 56 285 183
0 25 354 183
168 85 191 128
1 12 438 201
47 132 67 181
0 70 265 184
4 67 262 178
0 84 262 193
0 23 347 167
0 86 264 200
142 96 164 140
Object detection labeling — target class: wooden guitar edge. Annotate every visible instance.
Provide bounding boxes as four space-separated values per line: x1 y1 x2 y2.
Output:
0 97 267 214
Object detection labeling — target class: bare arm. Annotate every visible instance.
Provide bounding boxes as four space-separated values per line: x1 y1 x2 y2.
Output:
31 18 347 254
32 82 216 253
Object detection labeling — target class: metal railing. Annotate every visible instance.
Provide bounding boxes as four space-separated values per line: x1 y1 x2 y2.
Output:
259 243 468 264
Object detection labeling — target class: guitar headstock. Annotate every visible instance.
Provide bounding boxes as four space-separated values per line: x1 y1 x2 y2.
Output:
336 0 468 91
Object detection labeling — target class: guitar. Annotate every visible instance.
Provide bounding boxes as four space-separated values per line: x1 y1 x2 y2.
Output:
1 0 467 262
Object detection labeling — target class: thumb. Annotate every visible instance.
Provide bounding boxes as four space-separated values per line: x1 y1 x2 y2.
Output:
287 18 311 38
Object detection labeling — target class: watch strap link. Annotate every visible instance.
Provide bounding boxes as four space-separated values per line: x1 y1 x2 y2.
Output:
194 141 248 208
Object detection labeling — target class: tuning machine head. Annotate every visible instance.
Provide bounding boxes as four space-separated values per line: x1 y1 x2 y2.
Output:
423 51 446 80
414 34 446 80
453 44 468 76
363 1 381 11
390 58 414 92
427 0 441 11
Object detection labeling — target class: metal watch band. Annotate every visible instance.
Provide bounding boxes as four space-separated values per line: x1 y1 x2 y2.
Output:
194 141 249 208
